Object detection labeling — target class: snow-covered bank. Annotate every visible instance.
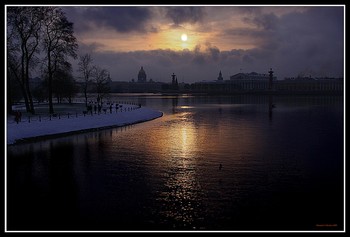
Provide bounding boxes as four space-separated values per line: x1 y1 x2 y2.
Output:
7 105 163 145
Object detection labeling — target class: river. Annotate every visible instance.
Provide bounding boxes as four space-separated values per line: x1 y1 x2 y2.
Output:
6 94 344 231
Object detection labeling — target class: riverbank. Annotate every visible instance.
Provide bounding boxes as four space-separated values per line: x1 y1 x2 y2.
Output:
6 103 163 145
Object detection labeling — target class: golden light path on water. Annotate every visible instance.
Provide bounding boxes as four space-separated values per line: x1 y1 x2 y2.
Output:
149 111 201 226
132 107 264 228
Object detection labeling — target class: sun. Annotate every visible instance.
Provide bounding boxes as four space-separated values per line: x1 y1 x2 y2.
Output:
181 33 188 42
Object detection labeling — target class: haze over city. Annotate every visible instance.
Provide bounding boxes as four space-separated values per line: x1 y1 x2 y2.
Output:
62 5 344 83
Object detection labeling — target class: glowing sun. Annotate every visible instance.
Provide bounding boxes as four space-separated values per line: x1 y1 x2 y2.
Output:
181 33 188 42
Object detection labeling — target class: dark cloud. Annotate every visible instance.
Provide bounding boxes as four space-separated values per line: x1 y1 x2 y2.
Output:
273 7 343 77
235 6 262 15
63 6 153 33
206 43 221 61
191 43 221 65
222 27 270 47
165 7 205 25
219 6 343 78
244 13 279 31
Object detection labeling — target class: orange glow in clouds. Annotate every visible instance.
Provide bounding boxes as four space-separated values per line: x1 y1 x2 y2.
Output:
78 24 211 52
149 28 200 51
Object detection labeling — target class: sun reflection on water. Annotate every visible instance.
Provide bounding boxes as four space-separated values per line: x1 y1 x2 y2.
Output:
143 106 268 229
146 111 205 228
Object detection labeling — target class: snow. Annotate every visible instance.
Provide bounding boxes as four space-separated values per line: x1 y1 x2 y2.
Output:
6 104 163 145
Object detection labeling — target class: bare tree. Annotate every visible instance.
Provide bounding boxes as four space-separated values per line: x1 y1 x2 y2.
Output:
92 66 111 106
41 7 78 114
7 7 43 114
78 53 94 107
7 54 23 114
52 67 78 104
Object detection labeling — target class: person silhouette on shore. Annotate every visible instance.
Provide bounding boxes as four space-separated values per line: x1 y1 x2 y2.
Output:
14 111 19 124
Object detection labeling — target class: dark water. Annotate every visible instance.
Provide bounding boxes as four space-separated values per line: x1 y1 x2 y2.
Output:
7 94 344 231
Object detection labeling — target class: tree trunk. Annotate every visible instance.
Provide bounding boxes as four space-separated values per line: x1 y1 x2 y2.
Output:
84 87 88 107
20 78 31 113
48 78 54 114
25 54 35 114
24 75 35 114
20 50 31 113
48 52 54 114
7 75 13 115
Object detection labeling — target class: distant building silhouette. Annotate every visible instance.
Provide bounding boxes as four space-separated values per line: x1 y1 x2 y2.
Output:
138 66 147 82
190 68 342 95
217 71 223 81
171 73 179 90
107 66 343 95
229 71 276 90
274 76 343 93
268 68 274 90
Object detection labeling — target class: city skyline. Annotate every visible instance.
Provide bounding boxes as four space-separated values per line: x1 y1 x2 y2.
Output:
60 5 344 83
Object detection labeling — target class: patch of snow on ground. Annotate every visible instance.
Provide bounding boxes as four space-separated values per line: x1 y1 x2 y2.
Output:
6 104 163 145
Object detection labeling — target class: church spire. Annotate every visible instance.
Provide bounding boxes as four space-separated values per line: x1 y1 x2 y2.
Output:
217 70 223 81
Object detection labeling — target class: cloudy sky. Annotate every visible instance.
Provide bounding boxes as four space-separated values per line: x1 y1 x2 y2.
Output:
62 5 344 83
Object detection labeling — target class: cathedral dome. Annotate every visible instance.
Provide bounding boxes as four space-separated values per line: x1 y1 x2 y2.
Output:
138 66 147 82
